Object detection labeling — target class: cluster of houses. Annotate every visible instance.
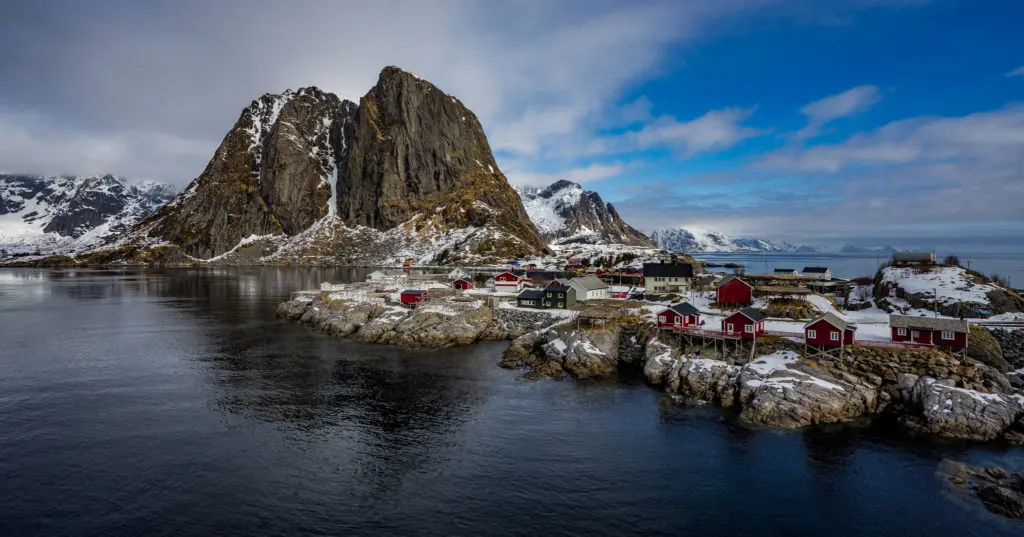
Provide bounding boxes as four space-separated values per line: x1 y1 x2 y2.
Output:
653 301 969 352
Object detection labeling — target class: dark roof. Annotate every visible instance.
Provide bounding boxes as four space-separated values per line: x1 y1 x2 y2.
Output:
730 307 766 322
890 315 968 333
669 302 700 316
517 289 545 300
805 312 854 331
401 289 427 295
803 267 829 273
546 285 571 293
643 262 695 278
526 270 571 280
892 252 935 262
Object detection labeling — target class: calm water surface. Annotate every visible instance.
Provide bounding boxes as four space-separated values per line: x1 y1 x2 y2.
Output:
1 268 1022 536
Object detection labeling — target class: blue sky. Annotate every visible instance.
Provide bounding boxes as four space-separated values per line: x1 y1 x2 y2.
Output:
0 0 1021 245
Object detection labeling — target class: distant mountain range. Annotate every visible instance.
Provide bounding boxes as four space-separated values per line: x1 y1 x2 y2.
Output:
0 174 175 253
517 180 654 247
649 226 900 254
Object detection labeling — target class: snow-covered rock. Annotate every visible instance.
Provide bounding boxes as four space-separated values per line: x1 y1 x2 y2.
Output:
517 180 654 246
0 174 175 254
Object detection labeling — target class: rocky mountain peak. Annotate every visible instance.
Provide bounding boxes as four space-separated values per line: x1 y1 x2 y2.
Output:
127 65 545 263
518 180 654 247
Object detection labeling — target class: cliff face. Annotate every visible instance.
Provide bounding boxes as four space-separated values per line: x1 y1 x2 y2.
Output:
144 88 354 259
519 180 654 246
136 67 544 262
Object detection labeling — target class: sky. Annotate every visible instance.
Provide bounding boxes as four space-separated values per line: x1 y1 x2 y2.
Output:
1 0 1022 246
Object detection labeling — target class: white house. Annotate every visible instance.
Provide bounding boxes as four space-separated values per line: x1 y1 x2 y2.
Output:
802 267 832 280
367 269 408 283
643 261 695 294
565 275 609 301
447 267 471 281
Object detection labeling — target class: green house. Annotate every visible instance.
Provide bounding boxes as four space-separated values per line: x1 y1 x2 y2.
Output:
516 289 546 308
541 284 576 309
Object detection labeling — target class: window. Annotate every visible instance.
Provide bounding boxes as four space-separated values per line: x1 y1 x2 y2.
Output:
897 328 906 336
674 317 681 325
911 330 919 340
557 302 564 308
807 329 817 339
830 332 839 342
941 331 954 340
558 293 564 298
658 315 666 323
745 325 754 333
726 323 734 333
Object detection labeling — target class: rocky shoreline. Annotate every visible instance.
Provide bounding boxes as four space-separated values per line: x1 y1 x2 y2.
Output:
279 291 1024 444
277 289 570 348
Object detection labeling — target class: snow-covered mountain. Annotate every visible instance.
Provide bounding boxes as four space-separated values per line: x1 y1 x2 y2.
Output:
650 227 814 253
517 180 654 246
0 174 175 254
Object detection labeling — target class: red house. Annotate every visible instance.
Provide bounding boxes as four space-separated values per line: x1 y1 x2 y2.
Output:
890 315 969 348
656 302 701 329
400 290 427 305
494 272 526 293
722 308 766 338
804 313 856 346
452 279 473 290
715 275 753 305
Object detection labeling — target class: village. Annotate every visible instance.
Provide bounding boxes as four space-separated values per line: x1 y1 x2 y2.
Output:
321 249 1022 361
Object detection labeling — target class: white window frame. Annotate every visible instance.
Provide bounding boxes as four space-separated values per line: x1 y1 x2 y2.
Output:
744 325 754 333
897 327 906 336
941 331 954 341
830 331 839 342
557 302 564 308
674 317 681 325
911 330 919 340
658 315 666 323
726 323 734 333
807 329 817 339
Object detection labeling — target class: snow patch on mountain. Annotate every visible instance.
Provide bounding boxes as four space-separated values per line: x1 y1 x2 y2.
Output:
650 226 814 253
516 180 653 246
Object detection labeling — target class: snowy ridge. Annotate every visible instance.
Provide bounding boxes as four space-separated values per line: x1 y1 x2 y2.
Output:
650 226 813 253
0 174 175 254
516 180 653 246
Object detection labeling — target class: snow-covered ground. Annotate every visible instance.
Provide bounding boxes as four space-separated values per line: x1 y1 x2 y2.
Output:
881 265 998 305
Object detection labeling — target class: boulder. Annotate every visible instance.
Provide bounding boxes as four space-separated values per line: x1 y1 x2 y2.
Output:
906 377 1024 441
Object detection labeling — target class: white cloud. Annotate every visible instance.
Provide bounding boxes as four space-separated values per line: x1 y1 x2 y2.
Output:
505 163 627 188
1007 65 1024 77
632 107 765 156
794 85 881 140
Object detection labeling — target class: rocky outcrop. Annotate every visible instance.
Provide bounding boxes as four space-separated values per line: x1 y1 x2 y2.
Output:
518 180 654 246
944 460 1024 520
899 375 1024 441
278 291 505 348
116 66 545 263
501 323 622 379
990 328 1024 371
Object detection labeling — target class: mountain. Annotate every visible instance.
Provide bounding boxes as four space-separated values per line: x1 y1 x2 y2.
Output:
108 66 545 265
517 180 654 247
650 226 813 253
0 174 175 253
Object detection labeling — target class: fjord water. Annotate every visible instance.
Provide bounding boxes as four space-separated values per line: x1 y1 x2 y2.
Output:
1 269 1021 536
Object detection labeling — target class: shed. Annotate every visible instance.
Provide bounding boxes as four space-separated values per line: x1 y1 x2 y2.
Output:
452 278 474 290
715 275 753 305
400 290 427 305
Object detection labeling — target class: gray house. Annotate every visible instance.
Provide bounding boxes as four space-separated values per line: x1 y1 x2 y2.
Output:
892 252 936 265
